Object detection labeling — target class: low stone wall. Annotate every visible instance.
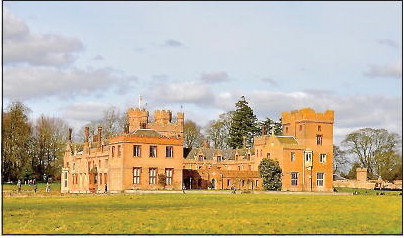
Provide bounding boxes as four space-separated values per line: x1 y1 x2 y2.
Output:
333 180 376 190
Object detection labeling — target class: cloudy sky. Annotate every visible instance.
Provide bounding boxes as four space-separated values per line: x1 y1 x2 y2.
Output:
3 2 402 145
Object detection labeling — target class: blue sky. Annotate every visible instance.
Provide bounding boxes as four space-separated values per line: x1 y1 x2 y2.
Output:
3 2 402 145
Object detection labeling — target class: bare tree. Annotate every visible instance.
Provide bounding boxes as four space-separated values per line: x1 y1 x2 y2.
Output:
341 128 401 179
2 101 33 182
32 115 69 181
206 111 233 149
184 120 204 148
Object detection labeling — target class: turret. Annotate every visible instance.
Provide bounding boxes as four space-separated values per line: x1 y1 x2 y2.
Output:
127 108 149 132
154 110 172 124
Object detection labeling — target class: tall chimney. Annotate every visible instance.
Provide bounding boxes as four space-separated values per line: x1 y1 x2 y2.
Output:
98 126 102 145
84 127 89 143
68 128 72 141
125 123 129 134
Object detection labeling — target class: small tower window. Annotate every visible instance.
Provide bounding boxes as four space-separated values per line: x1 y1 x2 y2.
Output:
318 125 322 131
316 135 323 145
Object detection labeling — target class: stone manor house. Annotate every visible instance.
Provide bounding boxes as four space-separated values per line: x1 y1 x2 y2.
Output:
61 107 334 193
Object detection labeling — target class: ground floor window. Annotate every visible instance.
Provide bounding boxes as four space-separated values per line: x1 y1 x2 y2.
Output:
165 168 173 185
149 168 157 184
133 167 141 184
317 172 324 186
291 172 298 186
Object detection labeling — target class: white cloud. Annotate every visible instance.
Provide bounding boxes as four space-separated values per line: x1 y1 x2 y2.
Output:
364 61 402 78
378 39 399 49
261 77 279 87
162 39 184 47
4 66 137 100
150 81 214 105
200 72 230 83
3 7 83 66
62 101 112 122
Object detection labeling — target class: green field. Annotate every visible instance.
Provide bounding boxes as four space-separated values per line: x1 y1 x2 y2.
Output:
2 191 402 235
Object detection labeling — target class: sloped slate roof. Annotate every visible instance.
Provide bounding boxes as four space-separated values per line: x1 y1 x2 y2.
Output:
130 129 165 138
276 136 298 145
184 147 236 160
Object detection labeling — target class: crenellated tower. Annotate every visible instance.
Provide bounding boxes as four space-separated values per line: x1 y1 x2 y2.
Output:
126 107 184 138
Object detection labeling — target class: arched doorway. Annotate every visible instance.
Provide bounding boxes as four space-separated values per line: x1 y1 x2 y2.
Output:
211 179 216 189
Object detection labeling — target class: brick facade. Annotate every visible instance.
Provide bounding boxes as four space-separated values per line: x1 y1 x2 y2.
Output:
61 107 334 193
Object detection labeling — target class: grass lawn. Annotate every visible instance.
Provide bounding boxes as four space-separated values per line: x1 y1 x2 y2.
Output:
2 192 402 235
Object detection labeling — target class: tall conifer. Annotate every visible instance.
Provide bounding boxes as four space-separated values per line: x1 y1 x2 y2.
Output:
228 96 260 148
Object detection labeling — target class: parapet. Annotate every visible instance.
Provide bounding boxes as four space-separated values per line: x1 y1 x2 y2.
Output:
127 107 148 117
154 110 172 124
282 108 334 124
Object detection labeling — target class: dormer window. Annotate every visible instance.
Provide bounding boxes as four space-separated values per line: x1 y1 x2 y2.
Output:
198 155 204 161
217 156 222 162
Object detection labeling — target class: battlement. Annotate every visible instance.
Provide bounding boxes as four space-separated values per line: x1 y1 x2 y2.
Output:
282 108 334 124
127 107 184 138
154 110 172 124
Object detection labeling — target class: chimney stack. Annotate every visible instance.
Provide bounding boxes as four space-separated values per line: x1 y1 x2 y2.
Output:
98 126 102 145
84 127 89 143
68 128 72 141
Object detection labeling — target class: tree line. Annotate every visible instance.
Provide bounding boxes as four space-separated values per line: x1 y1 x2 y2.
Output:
2 98 402 184
2 102 127 183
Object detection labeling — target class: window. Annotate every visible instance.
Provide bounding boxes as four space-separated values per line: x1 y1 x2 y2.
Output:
238 166 241 171
266 153 270 159
166 146 173 158
320 154 327 163
118 145 121 157
242 180 245 187
94 173 98 184
260 150 262 157
100 173 103 185
248 165 252 171
299 125 303 131
150 146 157 157
111 146 115 157
291 172 298 186
133 167 141 184
227 179 230 187
247 154 251 160
318 125 322 131
285 127 289 133
133 145 141 157
255 180 259 187
291 152 296 162
316 135 323 145
165 168 173 185
317 172 324 186
149 168 157 184
198 155 204 161
305 151 313 162
217 156 222 162
73 163 75 170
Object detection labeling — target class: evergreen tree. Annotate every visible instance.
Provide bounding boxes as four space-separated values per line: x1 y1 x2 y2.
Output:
258 158 282 190
228 96 260 148
258 117 282 136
